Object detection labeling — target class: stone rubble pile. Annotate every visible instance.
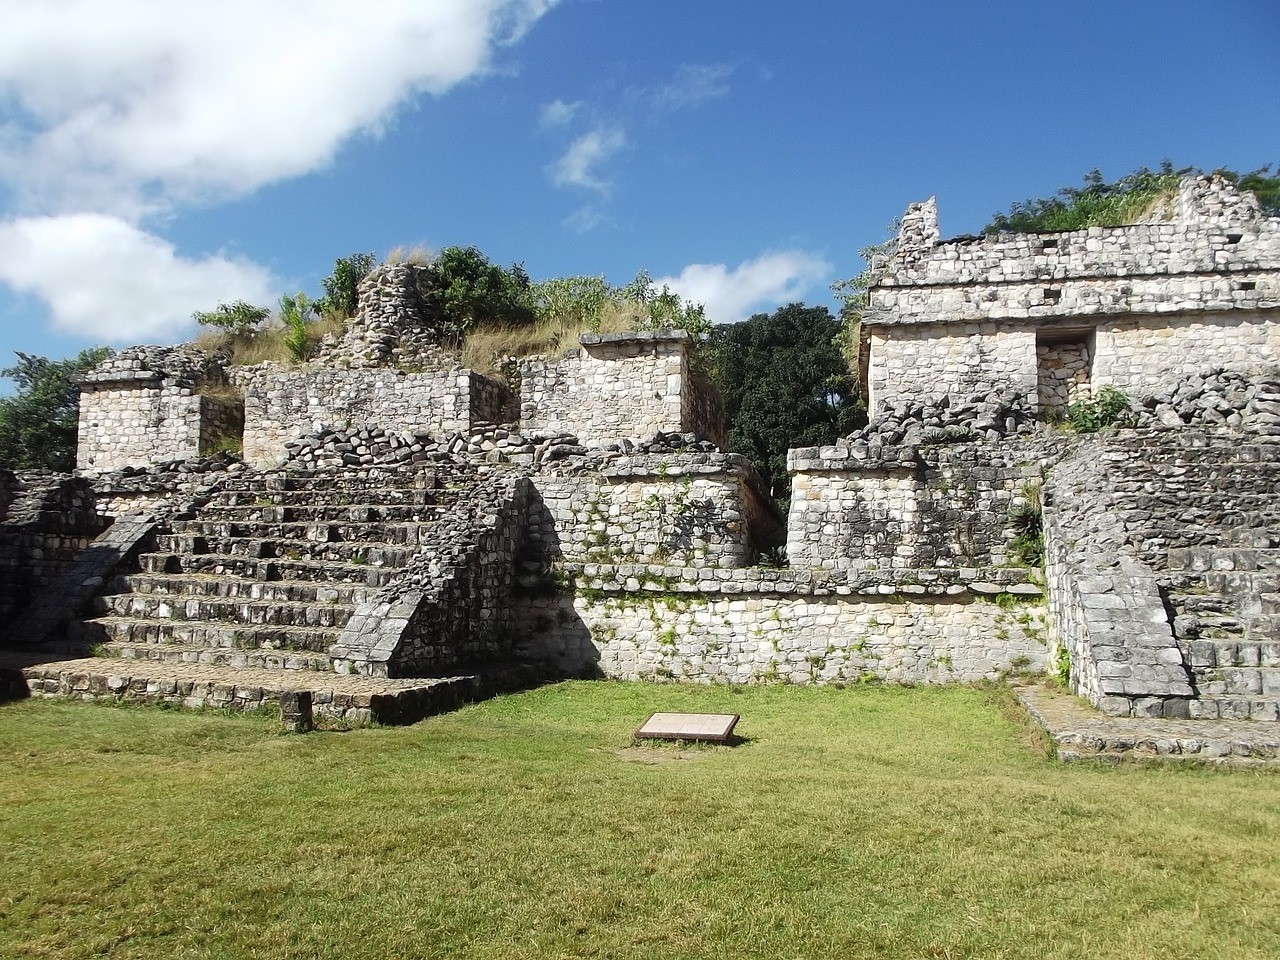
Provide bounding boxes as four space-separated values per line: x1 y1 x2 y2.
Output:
848 389 1035 446
281 424 722 471
77 344 229 387
99 450 245 480
1132 367 1280 435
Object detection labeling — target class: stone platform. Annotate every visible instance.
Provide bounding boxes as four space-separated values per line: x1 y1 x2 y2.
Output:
1014 681 1280 769
0 650 505 726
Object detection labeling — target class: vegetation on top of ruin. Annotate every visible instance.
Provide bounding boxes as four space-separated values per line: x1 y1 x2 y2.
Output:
982 162 1280 233
0 348 112 470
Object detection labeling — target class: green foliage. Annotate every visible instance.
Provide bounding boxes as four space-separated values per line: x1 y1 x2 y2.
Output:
1054 647 1071 686
192 300 270 335
830 234 897 371
318 252 376 318
428 245 535 340
529 269 709 340
983 162 1280 233
1065 386 1133 433
1008 482 1044 568
530 275 613 327
707 304 865 503
0 347 112 470
278 292 316 362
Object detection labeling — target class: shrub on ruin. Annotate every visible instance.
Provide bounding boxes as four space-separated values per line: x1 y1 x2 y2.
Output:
318 252 377 319
279 292 316 362
192 300 270 336
1065 386 1134 433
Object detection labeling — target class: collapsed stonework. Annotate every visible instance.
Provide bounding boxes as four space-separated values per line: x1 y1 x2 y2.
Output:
3 174 1279 741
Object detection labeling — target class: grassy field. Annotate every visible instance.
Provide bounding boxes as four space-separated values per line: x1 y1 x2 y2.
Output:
1 682 1278 959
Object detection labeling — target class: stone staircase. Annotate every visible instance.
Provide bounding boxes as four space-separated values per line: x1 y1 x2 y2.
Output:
1163 543 1280 721
6 465 527 725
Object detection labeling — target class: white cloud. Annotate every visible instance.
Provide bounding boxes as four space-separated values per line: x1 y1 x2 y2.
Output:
650 64 734 113
0 0 560 215
550 127 626 193
561 204 611 234
656 251 832 325
539 99 580 129
0 215 277 343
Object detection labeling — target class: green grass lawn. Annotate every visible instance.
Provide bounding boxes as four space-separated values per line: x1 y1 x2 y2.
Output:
2 682 1278 959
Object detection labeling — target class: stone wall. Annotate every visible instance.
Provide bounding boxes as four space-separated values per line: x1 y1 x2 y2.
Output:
0 472 108 623
76 346 239 473
513 566 1046 683
865 175 1280 415
1036 339 1093 415
519 331 725 444
232 362 507 469
526 453 784 569
786 437 1062 572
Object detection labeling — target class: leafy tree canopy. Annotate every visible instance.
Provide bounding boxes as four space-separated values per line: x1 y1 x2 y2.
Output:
983 162 1280 234
706 304 864 505
318 252 377 318
192 299 270 335
427 245 536 338
0 348 112 471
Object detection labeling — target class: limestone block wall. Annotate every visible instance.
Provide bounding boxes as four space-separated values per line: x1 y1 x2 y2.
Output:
75 346 239 474
1093 311 1280 395
0 472 107 623
867 322 1038 412
1036 340 1093 415
526 454 784 569
513 567 1047 684
520 331 723 444
234 363 507 469
786 438 1060 572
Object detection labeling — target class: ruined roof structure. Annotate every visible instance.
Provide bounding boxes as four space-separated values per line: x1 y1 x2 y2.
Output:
863 174 1280 418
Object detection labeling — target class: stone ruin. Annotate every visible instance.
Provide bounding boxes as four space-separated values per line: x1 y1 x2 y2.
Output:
2 174 1279 756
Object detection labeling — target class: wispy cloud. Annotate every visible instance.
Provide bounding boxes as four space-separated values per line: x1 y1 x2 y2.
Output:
656 250 832 325
561 204 611 234
649 64 734 113
539 98 580 129
550 127 626 193
0 0 559 341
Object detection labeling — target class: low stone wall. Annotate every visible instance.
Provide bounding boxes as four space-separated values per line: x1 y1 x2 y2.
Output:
0 472 108 624
514 565 1047 683
233 362 506 469
519 331 724 444
786 437 1062 572
526 453 784 569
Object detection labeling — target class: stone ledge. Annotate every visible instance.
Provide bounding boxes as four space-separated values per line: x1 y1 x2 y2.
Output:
579 330 691 346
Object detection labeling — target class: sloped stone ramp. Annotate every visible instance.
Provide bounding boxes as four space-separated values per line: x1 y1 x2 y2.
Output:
1015 681 1280 769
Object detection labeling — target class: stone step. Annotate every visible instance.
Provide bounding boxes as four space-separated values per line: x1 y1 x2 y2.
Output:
6 652 484 726
168 519 439 546
109 573 372 606
137 552 398 587
1234 592 1280 617
1245 614 1280 641
152 533 417 567
198 502 449 523
1192 666 1280 697
1181 637 1280 669
1167 547 1280 573
94 594 354 630
71 616 342 653
103 641 333 672
1187 696 1280 722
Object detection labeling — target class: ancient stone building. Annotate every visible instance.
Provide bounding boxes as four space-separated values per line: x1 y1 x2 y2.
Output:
864 175 1280 419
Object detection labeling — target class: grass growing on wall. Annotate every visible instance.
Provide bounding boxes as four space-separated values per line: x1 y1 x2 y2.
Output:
2 683 1279 959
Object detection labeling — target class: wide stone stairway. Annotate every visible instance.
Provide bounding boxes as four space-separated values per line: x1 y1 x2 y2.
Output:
6 466 522 725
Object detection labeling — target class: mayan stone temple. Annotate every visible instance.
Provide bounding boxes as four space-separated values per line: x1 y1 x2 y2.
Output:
3 174 1279 762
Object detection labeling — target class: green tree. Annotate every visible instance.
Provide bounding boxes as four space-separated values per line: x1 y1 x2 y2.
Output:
427 245 535 338
706 304 864 504
278 292 316 362
318 252 377 318
191 300 270 335
0 348 112 471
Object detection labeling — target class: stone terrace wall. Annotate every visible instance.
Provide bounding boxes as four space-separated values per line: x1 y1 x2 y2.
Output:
232 360 507 469
786 437 1063 572
526 452 784 570
514 566 1047 683
76 346 238 473
520 331 724 445
0 472 108 623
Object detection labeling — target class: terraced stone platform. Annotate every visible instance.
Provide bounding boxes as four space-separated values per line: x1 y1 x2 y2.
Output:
0 650 487 726
1015 681 1280 769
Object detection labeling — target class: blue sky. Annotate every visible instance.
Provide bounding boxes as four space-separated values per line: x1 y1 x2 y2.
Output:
0 0 1277 374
